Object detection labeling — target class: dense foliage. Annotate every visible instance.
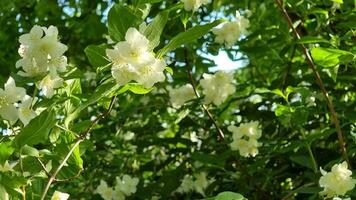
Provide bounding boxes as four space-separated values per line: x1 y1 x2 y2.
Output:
0 0 355 199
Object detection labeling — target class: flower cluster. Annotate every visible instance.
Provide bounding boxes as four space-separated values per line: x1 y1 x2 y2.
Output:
181 0 210 12
200 71 235 106
0 77 36 125
319 161 356 199
228 121 262 157
17 25 68 98
96 175 139 200
212 11 250 47
168 84 196 108
51 191 70 200
106 27 166 89
177 172 214 196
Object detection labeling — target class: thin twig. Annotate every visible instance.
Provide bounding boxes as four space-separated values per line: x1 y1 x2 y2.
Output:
274 0 350 167
281 182 316 200
36 157 52 178
19 148 26 200
55 124 79 138
183 47 225 140
54 169 83 182
40 96 117 200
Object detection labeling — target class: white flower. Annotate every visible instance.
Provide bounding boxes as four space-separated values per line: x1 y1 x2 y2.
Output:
0 160 15 172
212 22 240 48
96 180 115 200
319 161 356 198
115 175 139 196
18 95 37 126
19 25 44 47
111 63 137 86
177 173 213 196
199 71 235 106
51 191 70 200
333 197 351 200
47 56 68 75
181 0 210 12
16 57 48 77
17 25 68 77
112 190 125 200
193 172 213 196
168 84 196 108
109 28 154 67
229 121 262 139
134 58 166 88
0 77 26 122
212 11 250 47
106 27 166 88
235 11 250 36
228 121 262 157
177 175 194 193
38 74 63 98
230 138 259 157
306 95 316 107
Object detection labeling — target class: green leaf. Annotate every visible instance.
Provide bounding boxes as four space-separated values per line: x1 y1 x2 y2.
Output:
64 78 82 95
108 4 142 41
14 110 56 148
64 79 120 127
323 65 339 82
157 20 224 57
0 142 14 165
0 174 27 197
0 185 8 200
165 67 173 75
84 44 110 68
274 104 293 126
290 155 314 170
297 36 329 44
56 133 83 169
330 0 343 3
293 186 322 194
336 21 356 29
134 3 151 20
22 145 39 157
127 83 154 94
144 10 169 50
174 109 190 124
191 152 225 167
271 89 286 99
311 47 354 68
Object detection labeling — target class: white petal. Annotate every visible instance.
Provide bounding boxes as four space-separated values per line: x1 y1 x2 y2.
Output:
0 105 19 123
4 77 26 103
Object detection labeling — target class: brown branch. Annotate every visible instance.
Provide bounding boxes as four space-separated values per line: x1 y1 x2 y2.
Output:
274 0 350 167
40 96 117 200
183 47 225 140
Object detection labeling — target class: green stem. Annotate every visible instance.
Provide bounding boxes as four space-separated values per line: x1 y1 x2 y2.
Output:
19 148 26 200
300 129 318 173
